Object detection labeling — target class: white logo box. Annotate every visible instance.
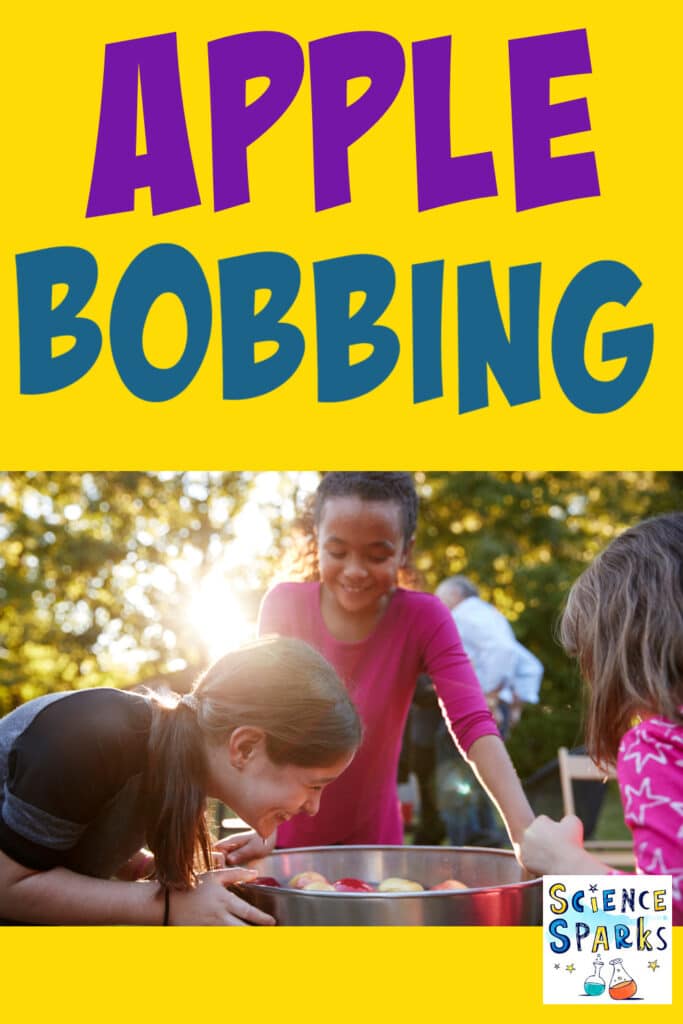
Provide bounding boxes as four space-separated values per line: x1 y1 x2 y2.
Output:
542 875 673 1005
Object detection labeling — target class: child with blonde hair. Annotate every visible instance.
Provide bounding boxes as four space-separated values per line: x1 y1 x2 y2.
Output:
521 512 683 923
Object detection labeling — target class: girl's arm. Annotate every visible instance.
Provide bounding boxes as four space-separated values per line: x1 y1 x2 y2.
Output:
0 847 166 924
422 602 533 849
0 848 275 925
520 813 613 875
465 734 535 851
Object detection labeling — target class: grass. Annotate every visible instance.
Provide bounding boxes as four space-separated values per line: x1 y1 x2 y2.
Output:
591 780 632 842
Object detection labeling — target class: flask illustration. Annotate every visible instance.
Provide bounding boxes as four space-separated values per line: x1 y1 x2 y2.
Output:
608 958 637 1000
584 955 606 996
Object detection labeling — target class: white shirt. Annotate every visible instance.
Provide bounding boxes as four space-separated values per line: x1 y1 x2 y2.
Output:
451 596 542 704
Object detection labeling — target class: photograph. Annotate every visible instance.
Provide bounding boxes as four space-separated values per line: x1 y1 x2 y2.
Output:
2 471 680 928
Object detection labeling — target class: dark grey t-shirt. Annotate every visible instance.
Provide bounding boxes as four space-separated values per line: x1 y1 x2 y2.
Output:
0 689 152 884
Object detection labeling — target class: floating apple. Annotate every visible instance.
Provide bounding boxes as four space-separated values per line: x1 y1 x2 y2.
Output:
377 877 424 892
303 880 335 891
288 871 329 890
251 876 281 887
333 877 375 893
431 879 468 891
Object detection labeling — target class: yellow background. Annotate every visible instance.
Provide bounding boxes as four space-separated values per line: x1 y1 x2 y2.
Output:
2 1 679 468
1 1 679 1018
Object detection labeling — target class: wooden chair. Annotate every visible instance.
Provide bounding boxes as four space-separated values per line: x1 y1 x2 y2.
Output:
557 746 635 870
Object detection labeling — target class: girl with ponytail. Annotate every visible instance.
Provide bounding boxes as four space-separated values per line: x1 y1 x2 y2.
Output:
0 636 361 925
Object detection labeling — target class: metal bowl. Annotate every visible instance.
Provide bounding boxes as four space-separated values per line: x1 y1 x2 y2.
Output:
238 845 542 925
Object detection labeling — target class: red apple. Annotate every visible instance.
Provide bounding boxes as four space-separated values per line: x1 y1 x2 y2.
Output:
251 876 281 887
377 877 424 892
431 879 468 891
288 871 329 890
333 877 375 893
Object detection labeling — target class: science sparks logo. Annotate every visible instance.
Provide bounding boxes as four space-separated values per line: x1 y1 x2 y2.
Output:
542 876 673 1005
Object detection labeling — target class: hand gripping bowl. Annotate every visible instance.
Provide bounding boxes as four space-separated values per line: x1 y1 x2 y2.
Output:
237 846 542 926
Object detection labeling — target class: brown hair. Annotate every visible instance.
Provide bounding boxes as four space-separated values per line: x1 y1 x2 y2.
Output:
279 471 421 586
144 636 361 889
560 512 683 767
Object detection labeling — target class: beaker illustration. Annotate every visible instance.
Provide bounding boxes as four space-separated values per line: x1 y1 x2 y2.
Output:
608 958 637 1000
584 955 606 996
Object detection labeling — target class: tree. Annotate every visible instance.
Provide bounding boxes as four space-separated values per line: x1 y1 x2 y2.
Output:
414 471 683 775
3 470 680 779
0 472 252 711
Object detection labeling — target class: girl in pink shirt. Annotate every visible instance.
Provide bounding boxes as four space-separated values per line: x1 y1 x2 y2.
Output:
225 472 533 862
521 512 683 924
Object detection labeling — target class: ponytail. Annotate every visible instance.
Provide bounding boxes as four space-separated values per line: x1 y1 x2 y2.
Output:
144 698 213 889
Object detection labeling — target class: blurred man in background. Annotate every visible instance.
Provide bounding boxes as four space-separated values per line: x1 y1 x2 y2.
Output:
435 576 543 739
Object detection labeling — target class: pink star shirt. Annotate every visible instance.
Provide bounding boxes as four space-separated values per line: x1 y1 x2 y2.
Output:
617 716 683 925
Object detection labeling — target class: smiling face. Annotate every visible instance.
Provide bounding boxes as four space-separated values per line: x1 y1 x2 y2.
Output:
316 496 410 620
206 728 354 839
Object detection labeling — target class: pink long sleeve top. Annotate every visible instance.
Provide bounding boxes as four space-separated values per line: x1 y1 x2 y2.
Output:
617 715 683 925
258 582 499 847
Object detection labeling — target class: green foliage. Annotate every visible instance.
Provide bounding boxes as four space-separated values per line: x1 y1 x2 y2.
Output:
415 471 683 774
2 470 681 778
0 472 252 711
